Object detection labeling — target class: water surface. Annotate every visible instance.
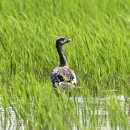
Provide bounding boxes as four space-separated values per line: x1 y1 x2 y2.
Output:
1 95 130 130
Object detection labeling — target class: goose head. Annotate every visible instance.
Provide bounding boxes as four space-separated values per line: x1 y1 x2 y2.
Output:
56 37 71 47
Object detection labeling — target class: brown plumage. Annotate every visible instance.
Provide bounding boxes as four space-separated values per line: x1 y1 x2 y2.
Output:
50 37 76 94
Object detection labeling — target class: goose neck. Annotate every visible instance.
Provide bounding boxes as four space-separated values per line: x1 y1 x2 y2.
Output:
56 45 68 67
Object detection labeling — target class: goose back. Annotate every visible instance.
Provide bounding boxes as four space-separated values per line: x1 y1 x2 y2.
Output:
50 66 76 89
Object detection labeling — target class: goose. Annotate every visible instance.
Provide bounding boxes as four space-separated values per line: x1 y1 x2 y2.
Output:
50 37 76 94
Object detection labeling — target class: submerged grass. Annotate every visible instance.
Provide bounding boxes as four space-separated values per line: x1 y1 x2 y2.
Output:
0 0 130 129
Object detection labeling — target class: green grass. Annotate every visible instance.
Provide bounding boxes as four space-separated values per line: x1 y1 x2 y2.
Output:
0 0 130 129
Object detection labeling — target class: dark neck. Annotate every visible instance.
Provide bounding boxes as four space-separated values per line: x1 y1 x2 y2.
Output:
56 45 68 67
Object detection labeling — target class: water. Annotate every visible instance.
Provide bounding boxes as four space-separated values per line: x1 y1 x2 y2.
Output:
0 106 24 130
0 95 130 130
70 95 130 130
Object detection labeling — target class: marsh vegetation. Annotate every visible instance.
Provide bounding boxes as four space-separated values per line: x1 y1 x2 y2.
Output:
0 0 130 129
